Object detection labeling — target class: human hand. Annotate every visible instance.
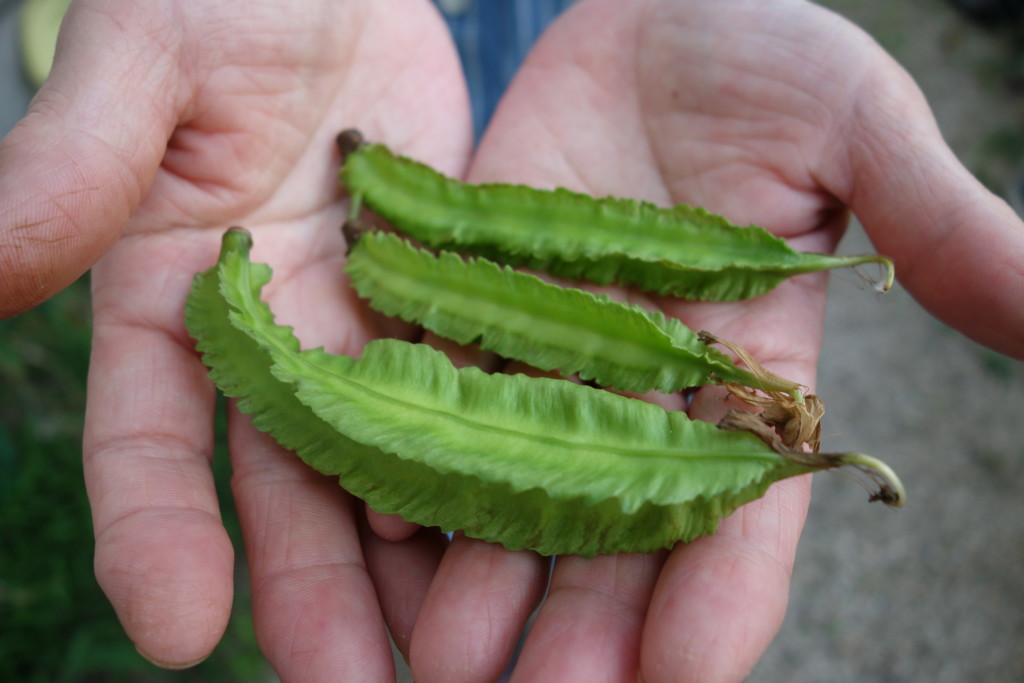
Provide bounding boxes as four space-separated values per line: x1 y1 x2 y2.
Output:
370 1 1024 682
0 0 474 677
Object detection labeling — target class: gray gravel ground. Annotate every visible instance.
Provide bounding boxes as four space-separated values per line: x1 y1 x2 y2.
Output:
3 1 1023 681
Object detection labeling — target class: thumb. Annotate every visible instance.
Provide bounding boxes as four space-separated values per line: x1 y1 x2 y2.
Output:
0 0 181 318
824 43 1024 358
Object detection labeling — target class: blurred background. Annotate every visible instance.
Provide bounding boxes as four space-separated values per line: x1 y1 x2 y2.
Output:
1 0 1022 681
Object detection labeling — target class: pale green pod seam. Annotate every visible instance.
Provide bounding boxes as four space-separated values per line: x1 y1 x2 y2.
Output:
345 230 800 395
188 229 817 556
339 139 894 301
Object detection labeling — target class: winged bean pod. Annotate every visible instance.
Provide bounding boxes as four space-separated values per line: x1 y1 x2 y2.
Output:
345 229 802 396
337 130 895 301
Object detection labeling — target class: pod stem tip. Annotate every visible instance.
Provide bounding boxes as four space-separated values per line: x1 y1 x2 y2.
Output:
336 128 365 161
221 227 253 258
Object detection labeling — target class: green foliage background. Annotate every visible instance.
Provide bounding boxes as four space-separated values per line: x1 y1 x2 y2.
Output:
0 276 268 681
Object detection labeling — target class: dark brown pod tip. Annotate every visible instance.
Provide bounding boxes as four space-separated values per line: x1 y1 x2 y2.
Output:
342 218 372 254
336 129 365 161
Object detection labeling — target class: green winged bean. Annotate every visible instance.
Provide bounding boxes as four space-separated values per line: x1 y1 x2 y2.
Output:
184 229 904 556
337 130 895 302
345 228 803 396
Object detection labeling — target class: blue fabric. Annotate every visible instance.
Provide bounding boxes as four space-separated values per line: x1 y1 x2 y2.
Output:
435 0 576 137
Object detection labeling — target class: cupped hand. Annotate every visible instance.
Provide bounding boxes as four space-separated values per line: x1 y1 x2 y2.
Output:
382 1 1024 682
1 0 472 677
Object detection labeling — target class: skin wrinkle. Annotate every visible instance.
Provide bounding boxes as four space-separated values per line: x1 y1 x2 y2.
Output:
63 3 184 144
284 490 353 569
843 50 933 209
644 546 789 682
86 429 216 468
86 448 220 531
160 123 285 217
657 280 827 376
410 540 543 680
537 110 587 192
158 30 335 219
628 5 679 210
255 559 372 601
160 8 450 227
84 334 217 469
558 6 651 193
3 7 180 315
5 220 76 242
95 506 224 551
553 579 652 628
718 64 827 134
90 304 197 353
657 118 822 227
114 580 221 643
843 104 937 286
264 249 346 305
734 484 807 573
74 1 132 38
633 7 860 235
338 13 429 140
900 193 968 284
91 293 198 347
458 598 504 675
491 56 604 193
78 137 143 229
1 174 113 248
558 554 662 601
9 127 134 242
513 586 648 682
228 448 337 494
164 122 260 177
255 563 388 678
247 485 391 671
232 430 363 574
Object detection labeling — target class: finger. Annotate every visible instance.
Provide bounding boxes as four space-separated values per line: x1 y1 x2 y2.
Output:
230 412 397 681
509 553 665 683
361 520 448 659
639 475 810 683
365 508 423 542
815 18 1024 357
84 239 233 667
0 0 183 317
632 378 812 683
409 536 548 683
